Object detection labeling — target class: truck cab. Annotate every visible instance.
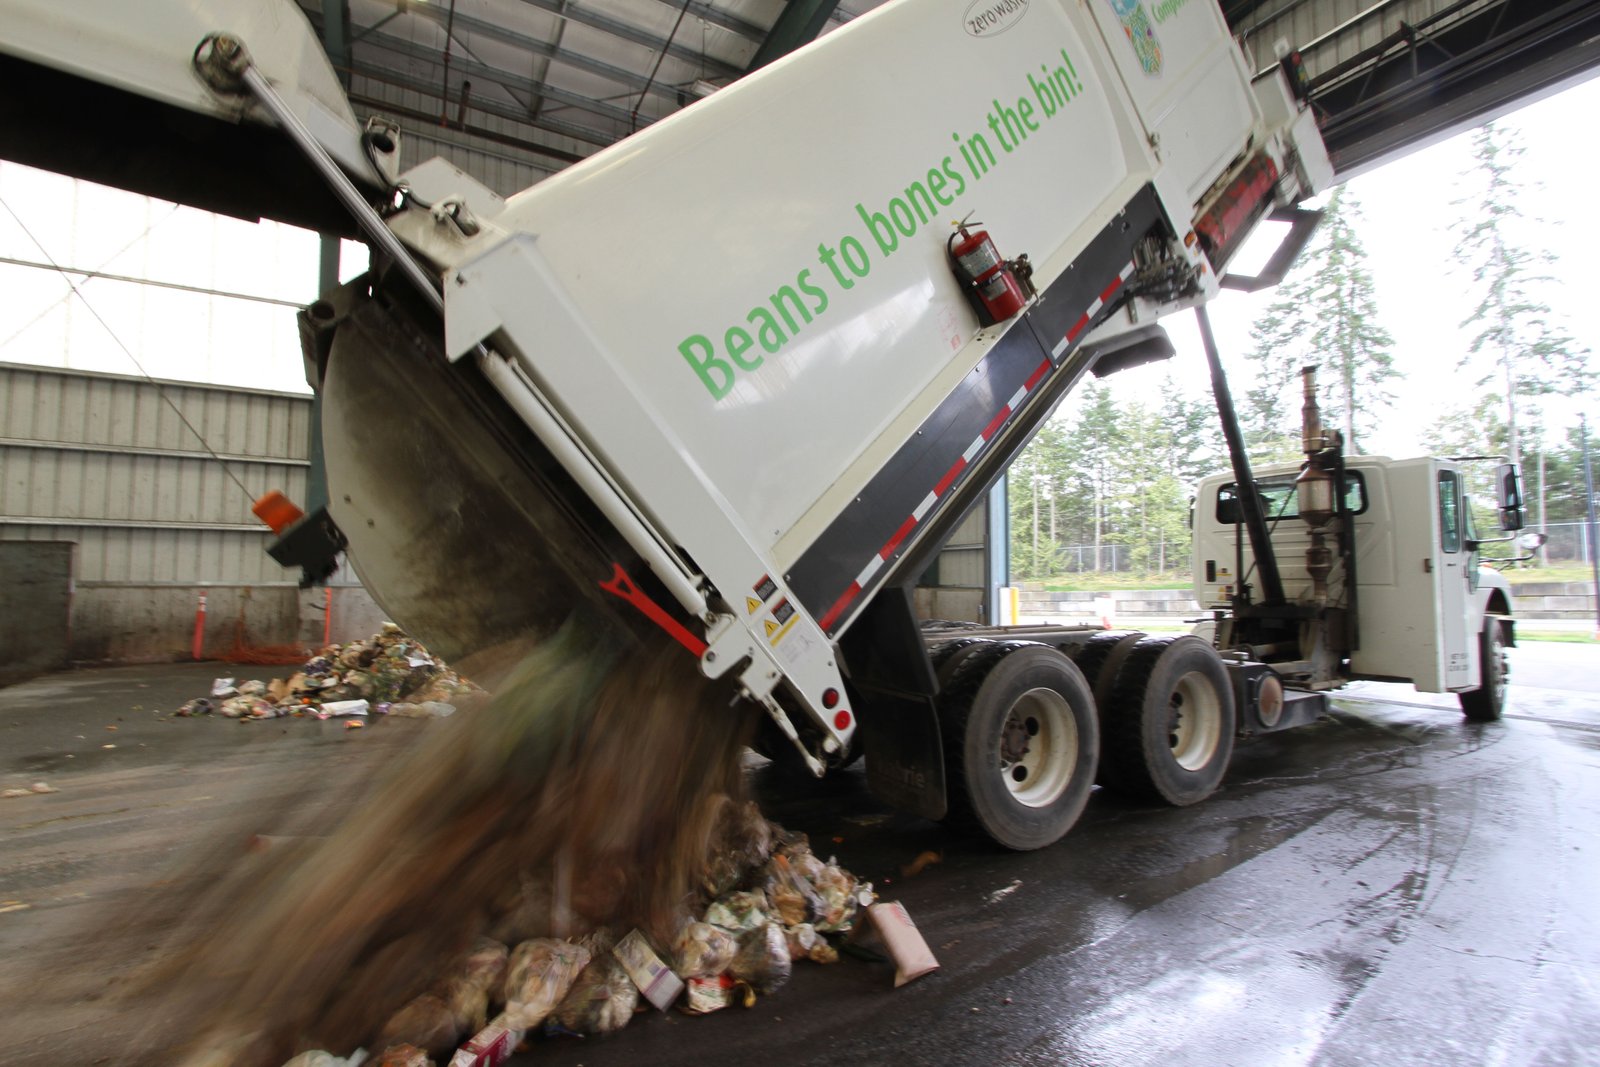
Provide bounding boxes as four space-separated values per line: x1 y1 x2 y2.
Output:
1193 455 1515 713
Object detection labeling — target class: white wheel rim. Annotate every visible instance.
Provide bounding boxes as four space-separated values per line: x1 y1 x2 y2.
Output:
1168 671 1222 771
998 686 1078 808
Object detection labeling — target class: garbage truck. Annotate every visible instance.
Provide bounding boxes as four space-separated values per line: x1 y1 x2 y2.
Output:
3 0 1392 851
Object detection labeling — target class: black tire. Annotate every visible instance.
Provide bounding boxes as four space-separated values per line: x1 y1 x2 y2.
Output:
1102 635 1235 806
937 643 1099 850
931 637 991 689
1459 619 1508 722
1069 632 1147 787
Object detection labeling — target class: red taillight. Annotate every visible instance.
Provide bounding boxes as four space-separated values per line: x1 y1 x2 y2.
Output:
834 710 852 731
822 687 840 709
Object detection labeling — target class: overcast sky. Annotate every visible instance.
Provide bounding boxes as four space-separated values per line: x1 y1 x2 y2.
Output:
1135 71 1600 459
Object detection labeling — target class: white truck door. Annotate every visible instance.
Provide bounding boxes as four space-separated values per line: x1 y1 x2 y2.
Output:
1436 468 1474 688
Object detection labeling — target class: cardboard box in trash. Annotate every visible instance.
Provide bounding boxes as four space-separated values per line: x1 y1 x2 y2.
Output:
864 901 939 987
447 1015 524 1067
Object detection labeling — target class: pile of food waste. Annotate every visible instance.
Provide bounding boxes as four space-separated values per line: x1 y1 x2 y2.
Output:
175 623 480 721
280 815 874 1066
84 617 877 1067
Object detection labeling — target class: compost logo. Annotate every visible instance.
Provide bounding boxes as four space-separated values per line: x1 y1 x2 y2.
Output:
1106 0 1163 75
964 0 1029 38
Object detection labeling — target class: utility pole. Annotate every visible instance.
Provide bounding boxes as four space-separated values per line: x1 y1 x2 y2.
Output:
1031 472 1041 580
1583 414 1599 637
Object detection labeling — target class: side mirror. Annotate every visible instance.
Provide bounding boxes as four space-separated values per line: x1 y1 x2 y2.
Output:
1518 531 1548 551
1495 463 1525 531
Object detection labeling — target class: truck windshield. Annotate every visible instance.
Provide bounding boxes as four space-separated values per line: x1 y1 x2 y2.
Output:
1216 471 1366 524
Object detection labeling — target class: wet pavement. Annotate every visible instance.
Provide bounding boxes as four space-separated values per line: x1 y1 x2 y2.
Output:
2 647 1598 1066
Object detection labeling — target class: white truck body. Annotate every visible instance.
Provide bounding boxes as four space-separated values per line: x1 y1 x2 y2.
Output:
386 0 1330 750
0 0 1341 826
1193 456 1515 694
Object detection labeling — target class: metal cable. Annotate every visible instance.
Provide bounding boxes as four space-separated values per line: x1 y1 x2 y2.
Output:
0 196 259 505
0 200 183 350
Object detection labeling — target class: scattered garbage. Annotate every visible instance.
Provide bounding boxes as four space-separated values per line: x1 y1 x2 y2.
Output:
860 901 940 987
281 1052 369 1067
446 1015 522 1067
729 921 791 994
501 939 589 1030
612 928 684 1011
671 921 737 979
179 625 480 725
553 948 636 1034
304 813 878 1065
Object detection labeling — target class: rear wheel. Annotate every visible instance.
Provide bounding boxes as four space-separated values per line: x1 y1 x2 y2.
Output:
938 643 1099 850
1459 619 1507 722
1101 635 1235 806
1069 632 1146 788
931 637 990 688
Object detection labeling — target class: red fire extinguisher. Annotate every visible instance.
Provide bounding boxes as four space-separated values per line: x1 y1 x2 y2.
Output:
948 217 1029 324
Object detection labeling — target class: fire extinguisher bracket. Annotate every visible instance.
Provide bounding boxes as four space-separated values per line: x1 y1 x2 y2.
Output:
947 220 1029 327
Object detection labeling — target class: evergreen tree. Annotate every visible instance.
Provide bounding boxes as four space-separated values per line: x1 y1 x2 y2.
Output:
1242 185 1399 457
1453 122 1592 470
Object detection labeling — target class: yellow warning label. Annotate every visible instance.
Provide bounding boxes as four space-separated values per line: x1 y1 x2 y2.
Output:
768 616 798 646
764 619 779 637
747 597 762 615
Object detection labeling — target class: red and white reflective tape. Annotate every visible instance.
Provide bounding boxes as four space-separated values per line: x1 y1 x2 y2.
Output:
816 261 1135 633
1052 261 1135 359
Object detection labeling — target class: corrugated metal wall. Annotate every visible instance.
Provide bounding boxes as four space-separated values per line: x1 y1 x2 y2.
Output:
913 483 1006 625
0 361 374 663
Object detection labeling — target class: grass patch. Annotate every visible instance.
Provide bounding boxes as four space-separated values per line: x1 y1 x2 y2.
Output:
1500 564 1599 585
1515 629 1599 643
1035 573 1194 592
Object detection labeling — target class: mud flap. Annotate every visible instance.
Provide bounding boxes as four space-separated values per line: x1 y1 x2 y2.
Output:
857 689 947 822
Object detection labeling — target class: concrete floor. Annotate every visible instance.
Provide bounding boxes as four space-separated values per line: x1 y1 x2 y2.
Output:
2 647 1598 1066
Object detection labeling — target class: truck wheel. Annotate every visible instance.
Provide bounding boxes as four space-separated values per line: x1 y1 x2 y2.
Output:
1069 632 1146 788
938 643 1099 850
1459 620 1508 722
1102 635 1235 806
931 637 990 688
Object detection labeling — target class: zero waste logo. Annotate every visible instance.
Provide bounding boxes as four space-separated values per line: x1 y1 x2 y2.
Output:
1107 0 1163 75
964 0 1029 38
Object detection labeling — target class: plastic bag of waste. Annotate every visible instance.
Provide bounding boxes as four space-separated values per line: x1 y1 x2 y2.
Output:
280 1051 369 1067
501 939 590 1030
553 954 638 1034
671 921 738 979
783 922 818 962
680 974 745 1015
387 701 457 719
705 890 769 933
375 993 463 1056
701 797 774 896
373 1046 433 1067
211 677 237 698
439 938 508 1035
763 853 826 927
238 679 269 698
812 860 873 933
729 921 790 994
175 698 213 717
